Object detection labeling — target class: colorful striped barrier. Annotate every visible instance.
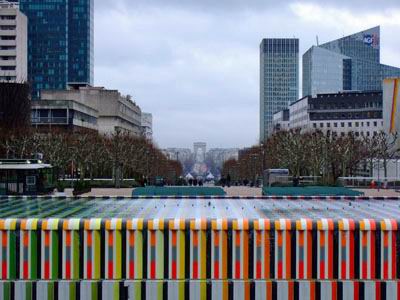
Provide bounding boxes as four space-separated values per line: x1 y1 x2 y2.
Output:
0 218 398 282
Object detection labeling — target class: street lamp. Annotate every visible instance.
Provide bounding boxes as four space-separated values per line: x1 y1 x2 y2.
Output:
260 143 265 186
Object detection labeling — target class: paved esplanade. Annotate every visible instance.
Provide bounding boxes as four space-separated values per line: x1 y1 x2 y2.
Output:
1 196 400 219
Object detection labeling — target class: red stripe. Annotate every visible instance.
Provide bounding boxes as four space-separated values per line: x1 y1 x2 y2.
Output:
376 281 381 299
150 260 156 279
235 260 240 279
353 281 359 300
129 261 134 279
44 260 50 279
214 261 219 278
299 261 304 279
65 260 71 279
23 261 28 279
328 231 333 279
87 261 92 279
1 261 6 279
256 261 262 279
108 261 113 278
193 260 198 279
320 260 325 279
277 261 283 279
1 233 7 279
349 231 354 279
393 232 397 278
172 260 177 279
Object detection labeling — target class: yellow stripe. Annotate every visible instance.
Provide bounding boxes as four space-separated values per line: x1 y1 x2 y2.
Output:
179 231 185 278
390 79 399 133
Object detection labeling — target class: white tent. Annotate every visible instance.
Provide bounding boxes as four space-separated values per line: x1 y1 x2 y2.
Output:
185 173 194 180
206 173 215 180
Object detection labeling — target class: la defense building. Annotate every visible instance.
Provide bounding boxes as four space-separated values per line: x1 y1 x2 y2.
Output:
259 38 299 141
303 26 400 97
19 0 94 98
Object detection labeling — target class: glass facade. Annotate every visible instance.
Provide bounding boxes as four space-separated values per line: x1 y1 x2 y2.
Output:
260 38 299 141
302 46 351 97
303 26 400 96
19 0 93 99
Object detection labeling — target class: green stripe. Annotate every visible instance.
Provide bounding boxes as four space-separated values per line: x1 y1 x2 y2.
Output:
9 232 16 279
51 231 58 279
30 232 37 279
73 231 80 279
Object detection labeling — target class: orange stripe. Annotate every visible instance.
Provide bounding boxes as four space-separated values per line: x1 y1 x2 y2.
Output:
265 231 270 278
108 231 113 246
243 231 248 279
23 231 29 246
172 231 177 246
87 231 92 246
193 230 198 246
150 231 156 246
222 231 227 278
310 281 315 300
286 231 291 278
307 231 312 278
1 231 7 247
129 231 135 247
266 281 272 300
44 231 50 246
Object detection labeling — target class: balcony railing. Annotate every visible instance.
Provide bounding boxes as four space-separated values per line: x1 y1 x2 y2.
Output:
31 117 68 124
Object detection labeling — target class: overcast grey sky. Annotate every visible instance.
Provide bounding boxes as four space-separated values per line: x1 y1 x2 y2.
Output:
94 0 400 149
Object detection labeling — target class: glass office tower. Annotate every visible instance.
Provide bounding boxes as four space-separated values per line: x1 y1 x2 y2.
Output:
303 46 351 97
260 38 299 141
303 26 400 97
19 0 93 98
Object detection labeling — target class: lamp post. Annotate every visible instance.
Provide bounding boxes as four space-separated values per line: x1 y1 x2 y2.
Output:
260 142 265 186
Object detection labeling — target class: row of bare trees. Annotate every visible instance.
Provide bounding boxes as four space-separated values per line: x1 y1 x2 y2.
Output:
222 129 399 185
0 128 183 186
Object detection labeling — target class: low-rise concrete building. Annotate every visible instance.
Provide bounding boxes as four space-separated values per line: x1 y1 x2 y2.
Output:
31 85 142 135
272 91 383 138
272 109 289 133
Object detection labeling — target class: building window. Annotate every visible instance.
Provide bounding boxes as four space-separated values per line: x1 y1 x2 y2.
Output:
341 122 345 127
334 123 338 127
374 121 377 127
348 122 352 127
327 123 331 128
367 132 370 137
367 122 370 126
313 123 317 128
320 123 324 128
355 122 359 127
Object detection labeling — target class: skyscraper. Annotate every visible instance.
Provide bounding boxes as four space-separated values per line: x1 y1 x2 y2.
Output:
260 38 299 141
303 26 400 97
19 0 93 98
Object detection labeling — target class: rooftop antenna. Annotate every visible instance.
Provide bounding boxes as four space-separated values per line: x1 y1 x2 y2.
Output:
316 35 319 46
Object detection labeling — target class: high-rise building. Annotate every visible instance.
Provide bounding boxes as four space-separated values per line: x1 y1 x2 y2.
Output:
0 0 27 82
141 112 153 140
303 26 400 97
260 38 299 141
19 0 93 98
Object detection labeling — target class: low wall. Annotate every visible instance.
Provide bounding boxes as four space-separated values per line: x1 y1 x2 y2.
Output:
0 218 398 282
